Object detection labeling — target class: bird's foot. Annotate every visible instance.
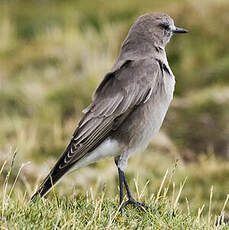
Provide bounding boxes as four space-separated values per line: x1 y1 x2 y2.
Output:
120 197 149 213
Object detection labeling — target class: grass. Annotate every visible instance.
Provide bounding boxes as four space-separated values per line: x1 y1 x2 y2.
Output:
1 195 218 229
1 0 229 160
1 150 229 229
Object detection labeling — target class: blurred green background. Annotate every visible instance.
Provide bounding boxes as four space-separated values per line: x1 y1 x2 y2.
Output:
0 0 229 216
1 0 229 161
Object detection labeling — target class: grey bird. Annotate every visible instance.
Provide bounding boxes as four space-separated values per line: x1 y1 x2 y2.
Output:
31 12 188 210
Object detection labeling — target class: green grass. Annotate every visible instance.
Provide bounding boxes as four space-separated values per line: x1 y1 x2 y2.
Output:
1 151 229 229
1 0 229 161
1 195 220 229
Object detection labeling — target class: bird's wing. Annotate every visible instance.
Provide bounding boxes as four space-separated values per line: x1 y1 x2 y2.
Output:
31 58 159 199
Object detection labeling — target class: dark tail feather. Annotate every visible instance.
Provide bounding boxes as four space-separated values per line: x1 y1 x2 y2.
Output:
31 166 69 201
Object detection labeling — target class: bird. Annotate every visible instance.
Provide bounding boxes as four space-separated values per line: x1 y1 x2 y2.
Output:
31 12 188 211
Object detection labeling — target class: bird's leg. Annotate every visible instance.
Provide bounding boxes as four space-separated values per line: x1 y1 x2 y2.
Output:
117 166 124 206
115 157 124 206
120 169 148 211
114 157 148 212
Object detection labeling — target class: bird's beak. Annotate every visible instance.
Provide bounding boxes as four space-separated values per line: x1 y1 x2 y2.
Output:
172 26 189 34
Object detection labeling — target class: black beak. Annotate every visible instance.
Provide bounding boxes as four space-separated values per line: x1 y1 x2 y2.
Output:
172 26 189 34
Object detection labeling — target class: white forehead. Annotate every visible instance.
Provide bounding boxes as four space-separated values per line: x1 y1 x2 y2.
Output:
155 15 174 25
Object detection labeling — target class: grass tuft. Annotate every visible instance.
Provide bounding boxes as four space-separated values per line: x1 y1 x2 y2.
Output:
0 153 229 229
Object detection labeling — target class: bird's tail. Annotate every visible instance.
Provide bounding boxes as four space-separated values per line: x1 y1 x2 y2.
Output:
31 164 70 201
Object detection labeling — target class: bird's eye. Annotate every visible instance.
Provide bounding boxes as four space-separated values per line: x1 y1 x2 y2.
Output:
160 23 170 30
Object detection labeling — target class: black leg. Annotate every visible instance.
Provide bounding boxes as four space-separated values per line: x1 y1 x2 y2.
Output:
114 157 149 212
119 169 148 211
115 157 124 206
122 170 133 199
118 167 124 206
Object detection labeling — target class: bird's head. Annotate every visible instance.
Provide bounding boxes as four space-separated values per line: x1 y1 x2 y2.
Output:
126 13 188 50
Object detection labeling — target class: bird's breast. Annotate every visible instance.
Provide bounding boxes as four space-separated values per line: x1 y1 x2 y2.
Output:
145 71 175 134
115 72 175 156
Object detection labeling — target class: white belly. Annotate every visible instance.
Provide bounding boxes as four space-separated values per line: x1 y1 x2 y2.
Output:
68 138 121 173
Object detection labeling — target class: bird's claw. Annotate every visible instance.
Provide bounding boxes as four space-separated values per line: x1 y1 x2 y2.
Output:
119 197 149 213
